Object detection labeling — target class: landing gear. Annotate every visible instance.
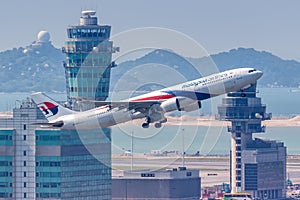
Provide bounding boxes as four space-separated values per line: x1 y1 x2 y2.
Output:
142 122 162 129
154 118 167 128
160 118 167 123
142 116 151 128
141 115 167 129
142 123 149 128
154 122 162 128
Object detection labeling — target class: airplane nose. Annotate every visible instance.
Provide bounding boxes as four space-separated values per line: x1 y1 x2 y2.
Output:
256 70 263 79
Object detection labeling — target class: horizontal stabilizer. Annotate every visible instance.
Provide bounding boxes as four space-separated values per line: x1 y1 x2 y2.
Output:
31 121 64 128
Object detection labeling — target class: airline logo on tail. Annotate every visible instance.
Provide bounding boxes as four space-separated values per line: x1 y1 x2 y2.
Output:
37 102 58 118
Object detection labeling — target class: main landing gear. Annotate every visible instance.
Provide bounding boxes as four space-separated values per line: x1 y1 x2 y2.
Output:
142 122 150 128
142 116 151 128
142 117 167 129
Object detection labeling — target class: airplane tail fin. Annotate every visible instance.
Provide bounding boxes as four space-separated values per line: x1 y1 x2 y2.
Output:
31 92 75 122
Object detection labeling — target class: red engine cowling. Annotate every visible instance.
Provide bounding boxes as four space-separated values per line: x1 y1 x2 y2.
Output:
160 97 201 112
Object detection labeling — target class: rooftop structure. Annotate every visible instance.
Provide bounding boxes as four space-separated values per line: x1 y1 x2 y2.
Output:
112 168 201 200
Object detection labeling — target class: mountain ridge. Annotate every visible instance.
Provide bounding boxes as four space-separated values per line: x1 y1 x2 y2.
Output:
0 44 298 92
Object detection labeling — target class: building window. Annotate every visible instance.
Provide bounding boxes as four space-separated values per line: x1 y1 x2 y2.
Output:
236 164 242 169
245 164 258 190
23 135 26 141
141 173 155 177
21 114 29 118
24 182 26 188
24 192 26 198
186 172 192 176
23 124 27 130
24 172 26 177
23 151 26 156
24 161 26 166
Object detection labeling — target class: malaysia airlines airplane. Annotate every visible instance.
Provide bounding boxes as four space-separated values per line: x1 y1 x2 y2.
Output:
31 68 262 129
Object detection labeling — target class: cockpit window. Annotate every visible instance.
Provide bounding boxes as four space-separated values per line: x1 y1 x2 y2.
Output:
248 69 257 73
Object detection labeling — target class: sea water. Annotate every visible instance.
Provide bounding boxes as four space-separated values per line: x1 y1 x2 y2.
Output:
0 88 299 155
1 87 299 115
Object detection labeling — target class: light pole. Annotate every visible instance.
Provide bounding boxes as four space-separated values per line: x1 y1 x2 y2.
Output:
131 130 133 171
182 128 185 167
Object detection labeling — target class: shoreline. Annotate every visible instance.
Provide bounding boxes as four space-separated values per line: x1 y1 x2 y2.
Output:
1 112 300 127
164 115 300 127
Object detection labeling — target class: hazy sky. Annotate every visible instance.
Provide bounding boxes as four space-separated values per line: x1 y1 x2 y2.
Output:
1 0 300 60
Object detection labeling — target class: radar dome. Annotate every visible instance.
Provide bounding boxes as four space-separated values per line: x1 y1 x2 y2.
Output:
37 30 50 43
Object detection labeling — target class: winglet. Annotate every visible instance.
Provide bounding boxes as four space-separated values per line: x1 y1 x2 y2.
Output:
31 92 75 122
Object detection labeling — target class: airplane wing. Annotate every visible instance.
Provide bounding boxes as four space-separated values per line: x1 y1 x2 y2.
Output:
85 100 168 128
81 96 200 128
82 100 161 111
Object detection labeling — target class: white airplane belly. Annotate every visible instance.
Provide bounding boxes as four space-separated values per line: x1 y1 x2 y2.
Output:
96 110 136 128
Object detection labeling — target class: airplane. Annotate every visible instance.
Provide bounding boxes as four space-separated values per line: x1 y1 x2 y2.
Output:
31 68 263 129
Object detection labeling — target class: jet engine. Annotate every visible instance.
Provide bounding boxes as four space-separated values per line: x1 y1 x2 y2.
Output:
160 97 201 112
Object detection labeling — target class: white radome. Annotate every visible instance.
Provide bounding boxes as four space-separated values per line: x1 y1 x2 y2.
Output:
37 30 50 43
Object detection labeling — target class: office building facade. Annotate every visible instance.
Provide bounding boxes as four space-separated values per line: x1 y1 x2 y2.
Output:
0 98 112 200
242 138 286 199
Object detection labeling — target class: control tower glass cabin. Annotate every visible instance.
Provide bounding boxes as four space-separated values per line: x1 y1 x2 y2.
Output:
63 10 115 104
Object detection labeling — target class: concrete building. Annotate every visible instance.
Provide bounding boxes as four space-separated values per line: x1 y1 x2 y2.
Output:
0 98 44 199
112 167 201 200
217 83 286 199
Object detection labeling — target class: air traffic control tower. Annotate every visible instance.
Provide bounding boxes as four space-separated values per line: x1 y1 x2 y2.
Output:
62 10 117 109
217 83 286 199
